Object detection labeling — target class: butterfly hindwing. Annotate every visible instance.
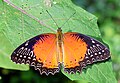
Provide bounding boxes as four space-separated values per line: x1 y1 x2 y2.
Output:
11 31 110 75
63 32 110 73
11 33 60 75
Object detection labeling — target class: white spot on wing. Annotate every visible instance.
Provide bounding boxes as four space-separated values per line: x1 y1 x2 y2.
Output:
102 50 105 52
99 52 101 54
25 41 29 46
24 56 26 58
92 40 95 43
28 57 31 59
20 55 22 57
29 51 33 57
16 54 19 56
21 47 24 49
87 49 90 55
93 45 95 47
33 58 36 61
90 55 93 57
96 44 100 46
95 53 97 55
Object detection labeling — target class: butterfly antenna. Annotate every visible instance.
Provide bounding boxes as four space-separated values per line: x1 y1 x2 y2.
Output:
60 11 76 28
46 10 60 28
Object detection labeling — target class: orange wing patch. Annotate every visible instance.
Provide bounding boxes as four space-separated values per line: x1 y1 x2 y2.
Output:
11 28 110 75
63 32 88 68
33 34 58 69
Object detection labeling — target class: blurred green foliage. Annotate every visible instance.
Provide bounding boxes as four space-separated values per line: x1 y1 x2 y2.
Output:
0 0 120 83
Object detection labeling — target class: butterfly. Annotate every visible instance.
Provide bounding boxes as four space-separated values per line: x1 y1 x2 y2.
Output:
11 28 110 75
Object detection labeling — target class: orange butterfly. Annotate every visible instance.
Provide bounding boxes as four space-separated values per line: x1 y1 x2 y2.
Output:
3 0 110 75
11 28 110 75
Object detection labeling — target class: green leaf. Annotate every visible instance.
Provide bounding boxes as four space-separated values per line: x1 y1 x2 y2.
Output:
1 0 117 82
0 0 29 70
62 62 116 83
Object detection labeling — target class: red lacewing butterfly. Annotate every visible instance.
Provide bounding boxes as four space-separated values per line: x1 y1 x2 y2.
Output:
11 29 110 75
11 10 110 75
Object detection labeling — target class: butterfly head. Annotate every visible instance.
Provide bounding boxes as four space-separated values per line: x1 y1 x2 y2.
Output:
57 28 62 32
57 28 62 34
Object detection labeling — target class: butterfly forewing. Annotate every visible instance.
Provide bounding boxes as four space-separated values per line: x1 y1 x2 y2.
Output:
11 33 60 75
63 32 110 74
11 30 110 75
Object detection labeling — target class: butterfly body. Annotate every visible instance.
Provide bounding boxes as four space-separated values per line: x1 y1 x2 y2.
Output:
11 28 110 75
56 28 64 64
